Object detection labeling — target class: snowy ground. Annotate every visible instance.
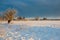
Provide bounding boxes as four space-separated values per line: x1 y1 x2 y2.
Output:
0 21 60 40
0 21 60 28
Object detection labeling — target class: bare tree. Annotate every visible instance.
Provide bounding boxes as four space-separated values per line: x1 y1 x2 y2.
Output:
4 8 17 23
4 8 17 20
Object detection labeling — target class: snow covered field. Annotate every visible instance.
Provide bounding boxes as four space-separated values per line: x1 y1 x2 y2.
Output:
0 21 60 40
0 21 60 28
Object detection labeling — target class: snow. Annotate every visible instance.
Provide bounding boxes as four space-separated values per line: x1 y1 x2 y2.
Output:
0 21 60 28
0 21 60 40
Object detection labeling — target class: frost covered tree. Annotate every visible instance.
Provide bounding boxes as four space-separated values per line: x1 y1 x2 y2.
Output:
4 8 17 23
4 8 17 20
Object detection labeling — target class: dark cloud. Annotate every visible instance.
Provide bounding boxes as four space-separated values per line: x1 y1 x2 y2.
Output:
0 0 60 18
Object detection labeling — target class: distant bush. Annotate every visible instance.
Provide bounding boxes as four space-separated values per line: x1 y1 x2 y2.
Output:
17 16 25 20
43 18 47 20
35 17 40 20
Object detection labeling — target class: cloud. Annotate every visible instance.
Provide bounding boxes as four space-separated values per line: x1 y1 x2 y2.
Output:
0 0 60 18
1 0 27 7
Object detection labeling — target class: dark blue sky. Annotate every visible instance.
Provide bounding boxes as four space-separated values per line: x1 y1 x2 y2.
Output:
0 0 60 18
